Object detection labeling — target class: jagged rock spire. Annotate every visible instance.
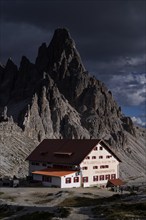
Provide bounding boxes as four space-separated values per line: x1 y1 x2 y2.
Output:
47 28 85 72
5 58 18 72
36 28 86 74
20 56 30 68
49 28 75 49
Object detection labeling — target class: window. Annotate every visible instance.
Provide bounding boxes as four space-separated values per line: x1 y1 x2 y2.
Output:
99 175 104 181
86 156 90 159
74 177 79 183
82 166 88 170
93 176 98 181
83 177 88 183
92 156 96 159
42 176 52 182
111 174 116 179
66 177 71 184
105 174 110 180
100 146 103 150
93 166 98 169
99 156 103 159
106 155 112 159
94 147 98 151
100 165 109 169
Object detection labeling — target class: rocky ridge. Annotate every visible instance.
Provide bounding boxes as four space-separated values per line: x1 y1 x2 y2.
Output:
0 28 145 180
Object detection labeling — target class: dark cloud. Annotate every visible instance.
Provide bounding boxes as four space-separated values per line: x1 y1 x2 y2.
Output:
0 22 51 64
0 0 146 63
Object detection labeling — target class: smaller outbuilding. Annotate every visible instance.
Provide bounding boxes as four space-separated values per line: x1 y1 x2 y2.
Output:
106 178 124 188
106 178 125 192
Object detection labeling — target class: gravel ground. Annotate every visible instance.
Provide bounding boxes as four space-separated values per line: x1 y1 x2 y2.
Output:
0 187 116 219
0 187 116 206
0 187 146 220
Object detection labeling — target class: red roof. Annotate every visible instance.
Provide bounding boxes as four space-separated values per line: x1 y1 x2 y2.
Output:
32 168 76 177
107 178 124 186
26 139 121 165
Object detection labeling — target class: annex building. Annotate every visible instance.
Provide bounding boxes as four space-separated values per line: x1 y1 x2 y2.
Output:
26 139 121 188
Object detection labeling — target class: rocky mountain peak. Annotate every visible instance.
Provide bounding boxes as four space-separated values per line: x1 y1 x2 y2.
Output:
5 58 18 72
19 56 31 69
50 28 75 48
37 43 47 57
19 56 34 76
35 43 48 72
36 28 85 75
48 28 85 71
0 28 137 146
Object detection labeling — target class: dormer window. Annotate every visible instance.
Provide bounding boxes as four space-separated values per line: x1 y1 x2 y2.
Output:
54 152 73 157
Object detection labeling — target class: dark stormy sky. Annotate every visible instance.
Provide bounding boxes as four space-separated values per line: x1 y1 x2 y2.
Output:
0 0 146 126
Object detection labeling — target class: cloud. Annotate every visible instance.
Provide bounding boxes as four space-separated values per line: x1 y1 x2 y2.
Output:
131 116 146 127
86 55 146 108
107 73 146 106
0 0 146 64
86 55 146 77
0 22 52 65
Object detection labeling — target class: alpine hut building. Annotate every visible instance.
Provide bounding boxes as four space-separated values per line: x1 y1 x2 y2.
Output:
26 139 121 188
